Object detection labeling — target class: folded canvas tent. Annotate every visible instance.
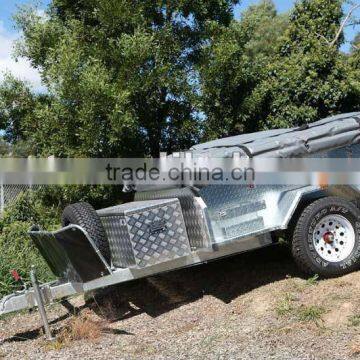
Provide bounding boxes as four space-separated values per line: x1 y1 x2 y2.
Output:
190 112 360 158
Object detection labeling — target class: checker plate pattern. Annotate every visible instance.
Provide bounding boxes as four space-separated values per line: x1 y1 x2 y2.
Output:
126 203 190 267
134 188 211 249
222 218 265 239
100 200 191 268
101 216 134 267
199 185 309 243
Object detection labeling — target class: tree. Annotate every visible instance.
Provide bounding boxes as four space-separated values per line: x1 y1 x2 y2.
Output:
199 0 288 140
14 0 239 157
0 74 52 156
0 74 35 144
252 0 360 130
200 0 360 140
0 137 10 156
352 32 360 50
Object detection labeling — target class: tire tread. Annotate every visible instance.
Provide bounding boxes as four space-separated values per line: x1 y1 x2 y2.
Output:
292 196 360 277
62 202 111 263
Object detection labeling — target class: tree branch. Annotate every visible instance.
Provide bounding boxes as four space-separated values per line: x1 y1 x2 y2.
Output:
330 3 360 47
315 32 330 44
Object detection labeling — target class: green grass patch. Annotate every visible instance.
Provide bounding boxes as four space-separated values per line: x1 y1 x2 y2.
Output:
276 293 295 316
306 274 319 286
348 315 360 327
297 305 325 323
276 292 325 326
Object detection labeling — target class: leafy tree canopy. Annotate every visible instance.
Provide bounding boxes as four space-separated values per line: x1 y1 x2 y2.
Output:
199 0 288 139
2 0 360 153
255 0 360 129
13 0 239 157
199 0 360 140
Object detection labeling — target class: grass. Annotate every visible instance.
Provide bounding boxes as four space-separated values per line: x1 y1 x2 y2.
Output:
306 274 319 286
276 293 295 316
348 315 360 327
297 305 325 323
276 292 326 326
46 313 106 350
350 342 360 357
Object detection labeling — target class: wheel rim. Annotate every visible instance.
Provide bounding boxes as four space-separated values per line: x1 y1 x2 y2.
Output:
312 214 355 263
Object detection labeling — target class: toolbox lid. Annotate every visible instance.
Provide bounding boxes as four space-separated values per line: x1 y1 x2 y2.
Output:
97 198 179 217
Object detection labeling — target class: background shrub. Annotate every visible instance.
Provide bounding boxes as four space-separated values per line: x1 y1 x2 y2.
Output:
0 185 125 297
0 191 60 297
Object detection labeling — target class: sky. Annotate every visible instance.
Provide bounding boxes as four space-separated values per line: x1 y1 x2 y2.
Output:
0 0 359 92
0 0 50 91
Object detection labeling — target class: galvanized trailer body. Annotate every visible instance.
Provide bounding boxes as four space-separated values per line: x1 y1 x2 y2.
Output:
2 112 360 317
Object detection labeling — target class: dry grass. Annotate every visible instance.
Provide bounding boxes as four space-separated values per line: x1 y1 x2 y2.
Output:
46 312 107 350
349 341 360 357
63 316 103 341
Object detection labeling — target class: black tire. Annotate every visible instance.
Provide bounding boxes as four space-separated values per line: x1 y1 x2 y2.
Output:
62 202 111 263
292 196 360 277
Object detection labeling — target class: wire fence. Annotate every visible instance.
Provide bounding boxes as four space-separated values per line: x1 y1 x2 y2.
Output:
0 185 43 214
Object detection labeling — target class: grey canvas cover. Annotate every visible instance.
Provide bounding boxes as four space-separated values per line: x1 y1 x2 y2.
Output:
191 112 360 158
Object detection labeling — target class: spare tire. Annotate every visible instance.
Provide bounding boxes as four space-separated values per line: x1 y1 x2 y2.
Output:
62 202 111 264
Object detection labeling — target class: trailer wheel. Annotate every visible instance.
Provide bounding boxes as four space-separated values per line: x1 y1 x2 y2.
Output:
62 202 111 263
292 197 360 277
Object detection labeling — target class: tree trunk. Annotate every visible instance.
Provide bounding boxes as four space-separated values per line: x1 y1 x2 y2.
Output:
148 129 161 158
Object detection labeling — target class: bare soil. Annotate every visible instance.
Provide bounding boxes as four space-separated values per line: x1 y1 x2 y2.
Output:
1 245 360 359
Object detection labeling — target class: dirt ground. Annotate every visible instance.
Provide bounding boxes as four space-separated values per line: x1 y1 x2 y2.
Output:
0 245 360 360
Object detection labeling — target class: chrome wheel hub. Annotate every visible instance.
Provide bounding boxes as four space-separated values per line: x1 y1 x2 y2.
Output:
312 214 355 263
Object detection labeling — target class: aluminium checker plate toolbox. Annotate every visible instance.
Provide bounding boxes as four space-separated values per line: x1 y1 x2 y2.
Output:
98 199 192 268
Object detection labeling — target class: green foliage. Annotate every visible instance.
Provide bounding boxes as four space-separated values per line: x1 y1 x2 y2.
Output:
276 292 295 316
199 0 289 138
0 221 54 297
0 185 125 297
2 0 360 149
0 138 10 156
0 74 37 144
251 0 359 130
281 0 343 54
0 191 60 232
0 192 60 297
276 293 325 326
200 0 360 138
37 184 124 209
0 74 52 156
12 0 239 157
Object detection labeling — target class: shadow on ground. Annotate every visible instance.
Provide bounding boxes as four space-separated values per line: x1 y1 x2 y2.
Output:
88 244 304 321
1 244 304 342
